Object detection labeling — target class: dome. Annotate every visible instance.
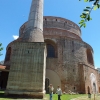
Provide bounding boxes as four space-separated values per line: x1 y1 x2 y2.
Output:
19 16 81 40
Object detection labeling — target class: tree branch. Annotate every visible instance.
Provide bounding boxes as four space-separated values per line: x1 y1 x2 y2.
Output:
79 0 100 28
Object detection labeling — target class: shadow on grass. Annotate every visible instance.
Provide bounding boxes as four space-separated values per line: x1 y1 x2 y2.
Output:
0 91 87 100
0 91 40 99
0 92 19 99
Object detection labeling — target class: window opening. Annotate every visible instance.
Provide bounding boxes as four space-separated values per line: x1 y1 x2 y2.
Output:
47 44 55 57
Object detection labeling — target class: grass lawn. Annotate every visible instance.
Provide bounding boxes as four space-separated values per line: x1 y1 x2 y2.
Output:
0 91 86 100
45 94 86 100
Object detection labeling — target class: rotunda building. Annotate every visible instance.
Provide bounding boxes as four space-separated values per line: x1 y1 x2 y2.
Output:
2 16 100 94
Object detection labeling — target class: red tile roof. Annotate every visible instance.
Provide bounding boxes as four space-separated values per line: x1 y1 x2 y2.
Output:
0 65 9 72
0 65 6 69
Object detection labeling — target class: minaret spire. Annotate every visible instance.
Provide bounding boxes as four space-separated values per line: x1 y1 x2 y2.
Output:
23 0 44 42
5 0 46 98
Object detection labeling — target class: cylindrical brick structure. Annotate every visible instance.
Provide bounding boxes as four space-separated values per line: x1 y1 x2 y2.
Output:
22 0 44 42
4 16 100 94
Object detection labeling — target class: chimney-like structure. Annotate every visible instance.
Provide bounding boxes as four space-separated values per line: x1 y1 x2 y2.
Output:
5 0 46 99
23 0 44 42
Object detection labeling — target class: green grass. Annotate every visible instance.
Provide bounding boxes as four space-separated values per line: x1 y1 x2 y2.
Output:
0 91 17 100
45 94 86 100
0 91 86 100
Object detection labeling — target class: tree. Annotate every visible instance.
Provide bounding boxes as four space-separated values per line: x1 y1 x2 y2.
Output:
0 43 3 56
79 0 100 28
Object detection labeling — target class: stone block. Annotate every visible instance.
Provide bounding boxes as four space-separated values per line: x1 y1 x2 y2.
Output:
5 42 46 99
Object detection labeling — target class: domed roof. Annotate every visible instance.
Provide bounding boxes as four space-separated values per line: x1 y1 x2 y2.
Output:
43 16 81 37
19 16 81 40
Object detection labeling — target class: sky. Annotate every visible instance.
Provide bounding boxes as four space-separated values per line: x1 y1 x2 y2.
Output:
0 0 100 68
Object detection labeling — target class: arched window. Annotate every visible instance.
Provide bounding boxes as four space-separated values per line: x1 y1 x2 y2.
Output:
45 39 57 58
5 47 11 62
47 44 55 57
90 73 97 93
86 49 94 65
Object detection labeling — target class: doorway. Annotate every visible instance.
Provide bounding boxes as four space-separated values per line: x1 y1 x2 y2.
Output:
45 78 50 93
99 87 100 93
93 83 96 93
87 86 90 93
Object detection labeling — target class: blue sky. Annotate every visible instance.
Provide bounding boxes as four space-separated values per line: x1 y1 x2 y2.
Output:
0 0 100 68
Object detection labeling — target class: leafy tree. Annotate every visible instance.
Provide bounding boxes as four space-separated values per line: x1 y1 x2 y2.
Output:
79 0 100 28
0 43 3 56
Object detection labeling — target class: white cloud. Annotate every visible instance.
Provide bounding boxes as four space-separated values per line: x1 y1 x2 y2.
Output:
13 35 19 40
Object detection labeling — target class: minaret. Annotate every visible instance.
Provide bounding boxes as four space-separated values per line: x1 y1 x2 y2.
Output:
23 0 44 42
5 0 46 99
